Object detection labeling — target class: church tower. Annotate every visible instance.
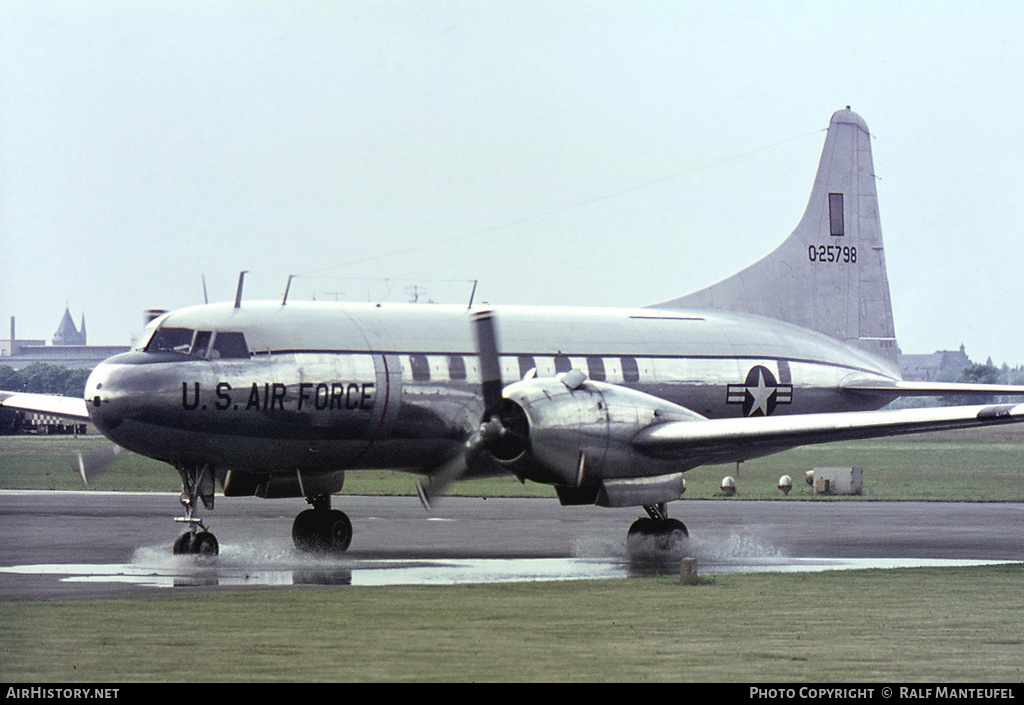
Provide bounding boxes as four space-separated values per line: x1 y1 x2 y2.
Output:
52 308 87 346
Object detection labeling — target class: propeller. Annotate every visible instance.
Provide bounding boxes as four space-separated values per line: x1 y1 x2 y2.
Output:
76 443 127 485
417 310 526 509
473 310 529 459
475 310 504 422
415 431 484 509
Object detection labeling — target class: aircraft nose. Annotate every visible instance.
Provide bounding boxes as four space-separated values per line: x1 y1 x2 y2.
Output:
85 361 121 434
83 351 196 454
85 354 150 437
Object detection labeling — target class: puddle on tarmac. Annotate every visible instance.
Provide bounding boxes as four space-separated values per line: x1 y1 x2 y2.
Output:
0 531 1017 589
0 554 627 589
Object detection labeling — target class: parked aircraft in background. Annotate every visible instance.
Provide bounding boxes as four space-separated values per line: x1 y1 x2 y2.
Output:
5 108 1024 557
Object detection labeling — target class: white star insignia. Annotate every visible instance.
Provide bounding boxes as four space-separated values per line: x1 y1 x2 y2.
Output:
746 369 776 416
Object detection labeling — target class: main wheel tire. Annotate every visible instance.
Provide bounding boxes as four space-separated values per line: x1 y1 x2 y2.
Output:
626 517 656 557
627 517 656 537
653 518 689 554
626 517 689 560
292 509 320 552
660 518 688 538
292 509 352 554
320 509 353 553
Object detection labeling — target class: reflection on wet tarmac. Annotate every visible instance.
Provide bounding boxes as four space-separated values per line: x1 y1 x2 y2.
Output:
0 535 1017 590
0 557 624 589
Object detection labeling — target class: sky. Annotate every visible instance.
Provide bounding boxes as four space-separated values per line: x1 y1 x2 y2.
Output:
2 1 1024 365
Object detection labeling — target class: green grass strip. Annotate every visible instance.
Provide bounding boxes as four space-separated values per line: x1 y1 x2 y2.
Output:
2 565 1022 682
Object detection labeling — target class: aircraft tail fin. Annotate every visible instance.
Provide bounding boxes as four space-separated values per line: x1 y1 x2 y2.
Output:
654 107 898 368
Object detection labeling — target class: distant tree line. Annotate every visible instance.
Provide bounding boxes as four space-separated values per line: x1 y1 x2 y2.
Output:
946 359 1024 405
916 359 1024 407
958 359 1024 388
0 363 92 398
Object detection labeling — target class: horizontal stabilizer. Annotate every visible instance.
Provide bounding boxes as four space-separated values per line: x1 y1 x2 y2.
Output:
841 379 1024 397
632 403 1024 461
0 391 90 421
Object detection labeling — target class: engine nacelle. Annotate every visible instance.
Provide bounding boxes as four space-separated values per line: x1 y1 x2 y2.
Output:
493 372 704 490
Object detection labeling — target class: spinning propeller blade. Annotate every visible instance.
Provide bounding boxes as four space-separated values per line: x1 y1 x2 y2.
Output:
416 433 484 509
417 310 506 508
474 310 504 421
76 444 126 485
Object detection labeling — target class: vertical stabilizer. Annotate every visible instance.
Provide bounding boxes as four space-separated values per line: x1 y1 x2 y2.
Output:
655 108 898 368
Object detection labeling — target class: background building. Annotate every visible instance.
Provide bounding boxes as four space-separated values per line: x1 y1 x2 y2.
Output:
898 345 971 382
1 310 129 370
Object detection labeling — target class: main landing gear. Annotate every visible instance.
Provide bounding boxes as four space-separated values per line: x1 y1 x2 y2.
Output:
626 503 689 560
173 464 219 557
291 494 353 555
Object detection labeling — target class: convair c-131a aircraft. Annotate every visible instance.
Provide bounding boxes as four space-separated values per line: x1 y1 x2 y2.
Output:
5 107 1024 558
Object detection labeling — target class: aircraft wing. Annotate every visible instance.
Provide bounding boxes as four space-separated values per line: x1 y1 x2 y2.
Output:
632 403 1024 462
0 391 90 422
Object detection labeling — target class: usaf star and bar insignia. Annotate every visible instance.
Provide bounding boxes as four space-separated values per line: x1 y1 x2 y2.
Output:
727 364 793 416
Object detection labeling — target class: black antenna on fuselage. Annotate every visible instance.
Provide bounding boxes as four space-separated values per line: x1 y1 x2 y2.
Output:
234 271 248 309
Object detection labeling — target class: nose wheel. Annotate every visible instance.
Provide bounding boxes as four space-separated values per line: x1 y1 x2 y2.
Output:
173 528 219 556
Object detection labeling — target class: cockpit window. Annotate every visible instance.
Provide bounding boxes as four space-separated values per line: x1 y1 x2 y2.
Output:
143 326 249 359
211 332 250 359
190 331 212 357
135 326 157 351
145 327 194 354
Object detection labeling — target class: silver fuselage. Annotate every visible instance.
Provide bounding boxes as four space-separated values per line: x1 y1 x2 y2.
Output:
85 301 900 482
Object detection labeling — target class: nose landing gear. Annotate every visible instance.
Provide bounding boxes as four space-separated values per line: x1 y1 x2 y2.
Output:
173 464 219 557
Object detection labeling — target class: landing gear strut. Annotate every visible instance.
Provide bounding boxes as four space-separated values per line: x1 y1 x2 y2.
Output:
292 494 352 555
626 503 689 559
173 464 219 557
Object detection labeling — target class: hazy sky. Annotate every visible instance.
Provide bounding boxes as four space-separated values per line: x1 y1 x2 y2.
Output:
3 1 1023 364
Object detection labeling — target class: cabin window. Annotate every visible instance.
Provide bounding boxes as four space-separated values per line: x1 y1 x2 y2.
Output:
829 193 845 236
586 356 606 381
517 356 536 379
554 355 572 374
621 356 640 383
448 355 467 381
409 354 431 382
211 332 250 359
777 359 792 384
146 327 194 354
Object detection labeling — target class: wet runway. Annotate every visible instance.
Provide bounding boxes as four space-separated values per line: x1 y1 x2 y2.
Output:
1 490 1022 600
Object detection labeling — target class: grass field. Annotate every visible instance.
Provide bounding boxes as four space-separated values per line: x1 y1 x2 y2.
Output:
4 424 1024 501
1 565 1022 682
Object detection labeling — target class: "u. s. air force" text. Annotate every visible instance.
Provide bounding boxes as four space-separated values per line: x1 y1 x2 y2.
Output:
181 382 375 412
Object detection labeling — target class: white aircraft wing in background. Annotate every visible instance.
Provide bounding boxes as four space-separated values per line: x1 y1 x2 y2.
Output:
0 391 90 422
632 403 1024 464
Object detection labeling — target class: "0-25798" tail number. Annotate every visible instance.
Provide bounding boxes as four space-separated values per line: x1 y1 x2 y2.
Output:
808 244 857 263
